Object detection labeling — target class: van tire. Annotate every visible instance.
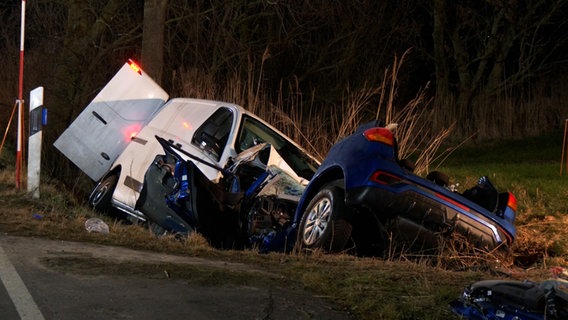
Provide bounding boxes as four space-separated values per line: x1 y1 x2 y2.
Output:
88 174 118 213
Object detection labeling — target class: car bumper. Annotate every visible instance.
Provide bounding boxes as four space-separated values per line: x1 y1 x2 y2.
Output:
345 185 513 250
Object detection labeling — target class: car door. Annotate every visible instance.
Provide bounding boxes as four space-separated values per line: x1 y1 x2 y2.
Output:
54 60 169 181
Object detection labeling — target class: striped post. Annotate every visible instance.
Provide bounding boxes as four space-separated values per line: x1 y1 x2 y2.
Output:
16 0 26 189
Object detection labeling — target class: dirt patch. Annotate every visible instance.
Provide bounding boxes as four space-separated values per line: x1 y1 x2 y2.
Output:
5 234 284 286
39 255 284 287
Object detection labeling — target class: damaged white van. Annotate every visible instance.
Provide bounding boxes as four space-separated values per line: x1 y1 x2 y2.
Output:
54 60 319 227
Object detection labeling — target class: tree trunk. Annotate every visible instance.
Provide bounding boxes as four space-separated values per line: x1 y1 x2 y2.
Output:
432 0 450 100
141 0 169 85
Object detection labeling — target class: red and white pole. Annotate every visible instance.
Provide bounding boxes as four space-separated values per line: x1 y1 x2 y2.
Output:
16 0 26 189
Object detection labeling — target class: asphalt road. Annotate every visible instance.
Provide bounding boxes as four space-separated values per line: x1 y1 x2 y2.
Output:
0 235 351 320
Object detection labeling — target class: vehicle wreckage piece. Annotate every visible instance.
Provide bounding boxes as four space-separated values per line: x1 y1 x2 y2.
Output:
136 135 304 250
450 279 568 320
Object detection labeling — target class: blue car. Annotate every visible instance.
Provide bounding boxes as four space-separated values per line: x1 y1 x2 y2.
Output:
139 122 517 257
287 121 517 256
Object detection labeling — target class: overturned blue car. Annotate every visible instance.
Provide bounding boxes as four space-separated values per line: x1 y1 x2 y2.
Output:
136 121 517 257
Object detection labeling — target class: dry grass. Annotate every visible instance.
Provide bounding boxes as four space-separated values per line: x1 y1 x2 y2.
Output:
513 214 568 268
0 162 566 319
178 50 455 171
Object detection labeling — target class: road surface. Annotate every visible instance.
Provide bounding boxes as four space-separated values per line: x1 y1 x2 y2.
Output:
0 235 350 320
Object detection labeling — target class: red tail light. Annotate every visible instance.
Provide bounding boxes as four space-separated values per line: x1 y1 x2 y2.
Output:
506 192 517 212
128 59 142 75
370 171 401 185
363 127 394 146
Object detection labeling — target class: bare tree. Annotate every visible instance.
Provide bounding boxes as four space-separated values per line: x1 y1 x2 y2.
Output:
142 0 169 84
432 0 568 115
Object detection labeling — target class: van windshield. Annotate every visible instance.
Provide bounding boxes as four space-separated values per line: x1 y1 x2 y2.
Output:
236 116 319 180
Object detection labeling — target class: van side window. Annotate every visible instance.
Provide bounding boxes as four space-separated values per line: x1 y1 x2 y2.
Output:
192 107 234 161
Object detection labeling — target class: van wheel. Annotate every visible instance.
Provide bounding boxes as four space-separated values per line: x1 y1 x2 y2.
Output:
88 175 118 213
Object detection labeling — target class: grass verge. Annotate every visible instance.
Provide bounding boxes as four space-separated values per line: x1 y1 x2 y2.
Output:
0 132 567 319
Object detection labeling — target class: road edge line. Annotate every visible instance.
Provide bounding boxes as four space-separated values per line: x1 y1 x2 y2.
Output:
0 243 45 320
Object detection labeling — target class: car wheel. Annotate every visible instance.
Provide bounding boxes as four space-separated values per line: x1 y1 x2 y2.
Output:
297 186 352 253
88 174 118 213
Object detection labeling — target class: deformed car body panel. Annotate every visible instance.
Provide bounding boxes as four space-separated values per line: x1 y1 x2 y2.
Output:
136 136 307 249
450 279 568 319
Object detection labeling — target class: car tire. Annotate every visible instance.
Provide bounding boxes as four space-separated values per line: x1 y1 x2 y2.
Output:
427 171 450 187
88 174 118 213
297 186 352 253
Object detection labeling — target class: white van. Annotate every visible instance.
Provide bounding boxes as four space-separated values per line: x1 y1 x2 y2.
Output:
54 60 318 223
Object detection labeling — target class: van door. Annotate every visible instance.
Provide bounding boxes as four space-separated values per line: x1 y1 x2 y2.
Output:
54 60 169 181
